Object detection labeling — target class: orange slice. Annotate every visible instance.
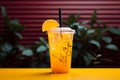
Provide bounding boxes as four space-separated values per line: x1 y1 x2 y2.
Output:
42 19 59 32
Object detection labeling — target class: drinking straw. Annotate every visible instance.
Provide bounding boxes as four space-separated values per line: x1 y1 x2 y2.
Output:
59 8 63 38
59 8 62 27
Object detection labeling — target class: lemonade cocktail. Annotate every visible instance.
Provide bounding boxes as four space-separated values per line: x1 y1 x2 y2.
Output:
48 27 75 73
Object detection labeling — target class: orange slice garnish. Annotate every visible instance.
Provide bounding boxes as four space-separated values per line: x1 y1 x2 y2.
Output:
42 19 59 32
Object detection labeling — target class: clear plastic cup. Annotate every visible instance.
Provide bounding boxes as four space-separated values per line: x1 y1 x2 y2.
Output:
47 27 75 73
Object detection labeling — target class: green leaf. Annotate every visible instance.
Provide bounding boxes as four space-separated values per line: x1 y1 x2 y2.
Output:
105 44 119 51
18 25 25 32
96 54 102 58
15 44 25 51
89 40 100 48
8 19 25 32
14 32 23 39
83 52 93 66
93 61 101 64
36 45 47 53
109 27 120 35
8 23 16 31
102 36 112 43
87 29 95 34
91 10 97 23
81 21 89 25
39 37 49 48
1 43 13 53
90 10 97 28
101 28 109 33
10 19 20 25
1 6 7 17
76 29 81 36
68 14 78 24
71 22 80 27
22 49 33 56
78 26 86 30
4 16 10 26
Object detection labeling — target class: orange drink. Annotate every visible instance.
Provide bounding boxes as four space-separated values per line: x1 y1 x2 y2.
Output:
48 27 75 73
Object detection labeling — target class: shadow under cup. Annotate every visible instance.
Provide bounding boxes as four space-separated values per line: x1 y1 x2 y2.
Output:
47 27 75 73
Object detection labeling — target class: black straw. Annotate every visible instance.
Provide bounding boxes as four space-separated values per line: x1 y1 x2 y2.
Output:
59 8 62 27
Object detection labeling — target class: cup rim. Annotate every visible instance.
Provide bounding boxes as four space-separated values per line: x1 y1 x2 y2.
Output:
48 27 75 33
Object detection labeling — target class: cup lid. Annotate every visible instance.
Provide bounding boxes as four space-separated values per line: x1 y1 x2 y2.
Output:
48 27 75 33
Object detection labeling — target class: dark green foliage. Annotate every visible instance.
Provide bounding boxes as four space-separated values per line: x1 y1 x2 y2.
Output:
63 10 120 67
0 6 26 67
0 6 49 68
21 37 49 68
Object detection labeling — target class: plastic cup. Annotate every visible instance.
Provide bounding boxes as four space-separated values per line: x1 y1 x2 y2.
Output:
47 27 75 73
